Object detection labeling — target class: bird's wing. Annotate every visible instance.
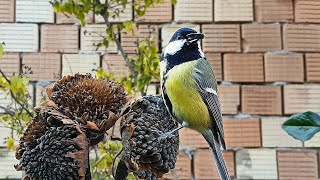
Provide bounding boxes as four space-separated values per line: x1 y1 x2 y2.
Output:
193 58 226 150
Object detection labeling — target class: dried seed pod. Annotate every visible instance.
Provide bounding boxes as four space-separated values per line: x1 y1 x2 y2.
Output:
119 96 179 180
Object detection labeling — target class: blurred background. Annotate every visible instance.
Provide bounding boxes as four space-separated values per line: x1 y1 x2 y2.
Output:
1 0 320 179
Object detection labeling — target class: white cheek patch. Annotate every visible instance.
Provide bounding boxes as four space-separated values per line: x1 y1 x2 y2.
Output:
164 39 186 55
198 41 205 58
205 87 218 96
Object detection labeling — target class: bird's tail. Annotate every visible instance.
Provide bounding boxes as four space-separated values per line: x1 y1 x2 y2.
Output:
203 133 230 180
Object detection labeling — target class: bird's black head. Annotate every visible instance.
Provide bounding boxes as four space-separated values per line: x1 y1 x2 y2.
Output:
162 28 205 68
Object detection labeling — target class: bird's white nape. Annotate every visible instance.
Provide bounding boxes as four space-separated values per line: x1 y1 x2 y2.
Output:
198 41 205 58
164 39 186 55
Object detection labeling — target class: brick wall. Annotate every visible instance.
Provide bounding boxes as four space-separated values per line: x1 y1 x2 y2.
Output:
1 0 320 179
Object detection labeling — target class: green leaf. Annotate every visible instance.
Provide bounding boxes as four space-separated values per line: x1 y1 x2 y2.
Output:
0 42 4 59
6 137 14 150
282 111 320 142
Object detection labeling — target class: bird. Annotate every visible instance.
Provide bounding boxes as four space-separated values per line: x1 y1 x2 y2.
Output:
159 28 230 180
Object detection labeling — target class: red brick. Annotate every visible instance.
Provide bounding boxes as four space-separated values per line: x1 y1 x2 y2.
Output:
194 150 235 179
278 150 318 180
41 25 79 53
223 54 264 82
255 0 293 22
283 24 320 52
242 24 282 52
174 0 213 22
163 151 192 180
0 0 14 22
306 53 320 82
214 0 253 22
56 11 94 24
217 85 240 114
179 128 207 148
224 118 261 147
121 25 159 54
295 0 320 23
22 53 61 81
206 53 222 82
284 85 320 114
102 54 129 78
242 86 282 115
202 24 241 53
0 53 20 76
264 53 304 82
137 0 172 23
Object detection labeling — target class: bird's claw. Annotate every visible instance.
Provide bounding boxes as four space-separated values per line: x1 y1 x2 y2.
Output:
149 128 174 141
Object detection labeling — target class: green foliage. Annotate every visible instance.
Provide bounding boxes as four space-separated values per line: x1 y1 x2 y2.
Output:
282 111 320 142
0 42 4 59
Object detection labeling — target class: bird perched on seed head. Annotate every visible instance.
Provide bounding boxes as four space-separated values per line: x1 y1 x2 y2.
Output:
160 28 230 180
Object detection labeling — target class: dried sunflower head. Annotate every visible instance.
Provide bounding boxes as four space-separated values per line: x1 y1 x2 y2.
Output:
119 96 179 180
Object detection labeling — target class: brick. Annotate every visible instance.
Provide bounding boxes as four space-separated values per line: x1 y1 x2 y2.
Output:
283 24 320 52
0 23 39 52
179 128 207 148
174 0 213 22
137 0 172 23
41 25 79 53
161 24 200 48
0 123 12 147
217 85 240 114
242 24 282 52
264 53 304 82
62 54 100 76
22 53 61 81
0 93 12 113
194 150 235 179
242 85 282 115
278 150 318 180
202 24 241 52
121 25 159 54
0 0 14 22
16 0 54 23
214 0 253 22
306 53 320 82
0 53 20 76
254 0 293 22
0 149 23 179
304 133 320 147
102 54 129 78
261 117 302 147
81 24 118 53
223 54 264 82
163 151 192 180
295 0 320 23
236 149 277 179
224 118 261 147
206 53 222 82
284 85 320 114
95 0 132 23
56 11 94 24
35 83 53 106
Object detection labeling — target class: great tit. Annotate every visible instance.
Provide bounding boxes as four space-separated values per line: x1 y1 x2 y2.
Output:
160 28 230 180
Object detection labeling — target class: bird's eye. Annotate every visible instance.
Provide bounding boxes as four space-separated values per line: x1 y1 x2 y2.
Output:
177 36 183 40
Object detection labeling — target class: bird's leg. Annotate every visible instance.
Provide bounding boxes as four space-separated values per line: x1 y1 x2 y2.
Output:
151 122 189 141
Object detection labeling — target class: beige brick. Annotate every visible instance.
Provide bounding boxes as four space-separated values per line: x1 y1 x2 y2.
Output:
304 133 320 147
161 24 200 48
0 53 20 76
102 54 129 78
194 150 235 180
242 24 282 52
236 149 278 179
163 151 192 180
62 54 100 76
41 25 79 53
264 53 304 82
255 0 293 22
56 11 94 24
283 24 320 52
174 0 213 22
0 0 14 22
0 92 12 113
179 128 207 148
22 53 61 81
0 149 23 179
218 85 240 114
137 0 172 23
261 117 303 147
278 150 318 180
35 83 53 106
242 86 282 115
295 0 320 23
284 85 320 114
16 0 54 23
202 24 241 52
121 25 159 54
206 53 222 82
306 53 320 82
81 24 118 53
223 54 264 82
214 0 253 22
224 118 261 147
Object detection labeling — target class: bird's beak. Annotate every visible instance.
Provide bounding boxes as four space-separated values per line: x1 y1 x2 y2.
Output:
186 33 205 44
